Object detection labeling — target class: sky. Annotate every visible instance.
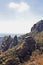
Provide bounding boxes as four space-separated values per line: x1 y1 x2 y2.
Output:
0 0 43 34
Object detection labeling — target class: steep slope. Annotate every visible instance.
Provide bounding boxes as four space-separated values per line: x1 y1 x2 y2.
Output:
20 20 43 51
0 20 43 65
23 50 43 65
0 36 35 65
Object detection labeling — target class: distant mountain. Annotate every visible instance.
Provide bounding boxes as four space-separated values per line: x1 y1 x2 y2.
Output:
0 33 21 37
0 37 3 46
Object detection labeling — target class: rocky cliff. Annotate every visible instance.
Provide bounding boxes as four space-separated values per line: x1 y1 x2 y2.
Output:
1 35 18 52
31 20 43 32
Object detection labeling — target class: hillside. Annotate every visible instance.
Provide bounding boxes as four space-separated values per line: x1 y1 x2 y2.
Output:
0 36 36 65
23 50 43 65
0 20 43 65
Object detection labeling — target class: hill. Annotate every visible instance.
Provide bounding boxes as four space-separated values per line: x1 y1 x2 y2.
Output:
0 20 43 65
31 20 43 32
0 36 36 65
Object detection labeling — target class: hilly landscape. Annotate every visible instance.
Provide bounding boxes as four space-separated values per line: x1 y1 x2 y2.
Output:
0 20 43 65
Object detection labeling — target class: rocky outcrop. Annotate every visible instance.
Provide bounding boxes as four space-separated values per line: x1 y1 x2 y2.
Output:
31 20 43 32
1 35 18 52
16 36 36 62
24 36 35 52
10 35 18 48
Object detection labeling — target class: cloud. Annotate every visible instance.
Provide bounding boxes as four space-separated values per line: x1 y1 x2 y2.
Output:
9 2 19 9
8 2 30 12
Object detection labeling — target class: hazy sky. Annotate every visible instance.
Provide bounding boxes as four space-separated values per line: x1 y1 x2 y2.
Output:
0 0 43 34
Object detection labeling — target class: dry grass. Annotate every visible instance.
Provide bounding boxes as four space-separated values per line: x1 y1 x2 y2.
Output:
23 50 43 65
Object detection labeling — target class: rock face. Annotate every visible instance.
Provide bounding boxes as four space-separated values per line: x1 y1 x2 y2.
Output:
10 35 18 48
1 35 18 52
16 36 36 62
31 20 43 32
24 36 35 52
